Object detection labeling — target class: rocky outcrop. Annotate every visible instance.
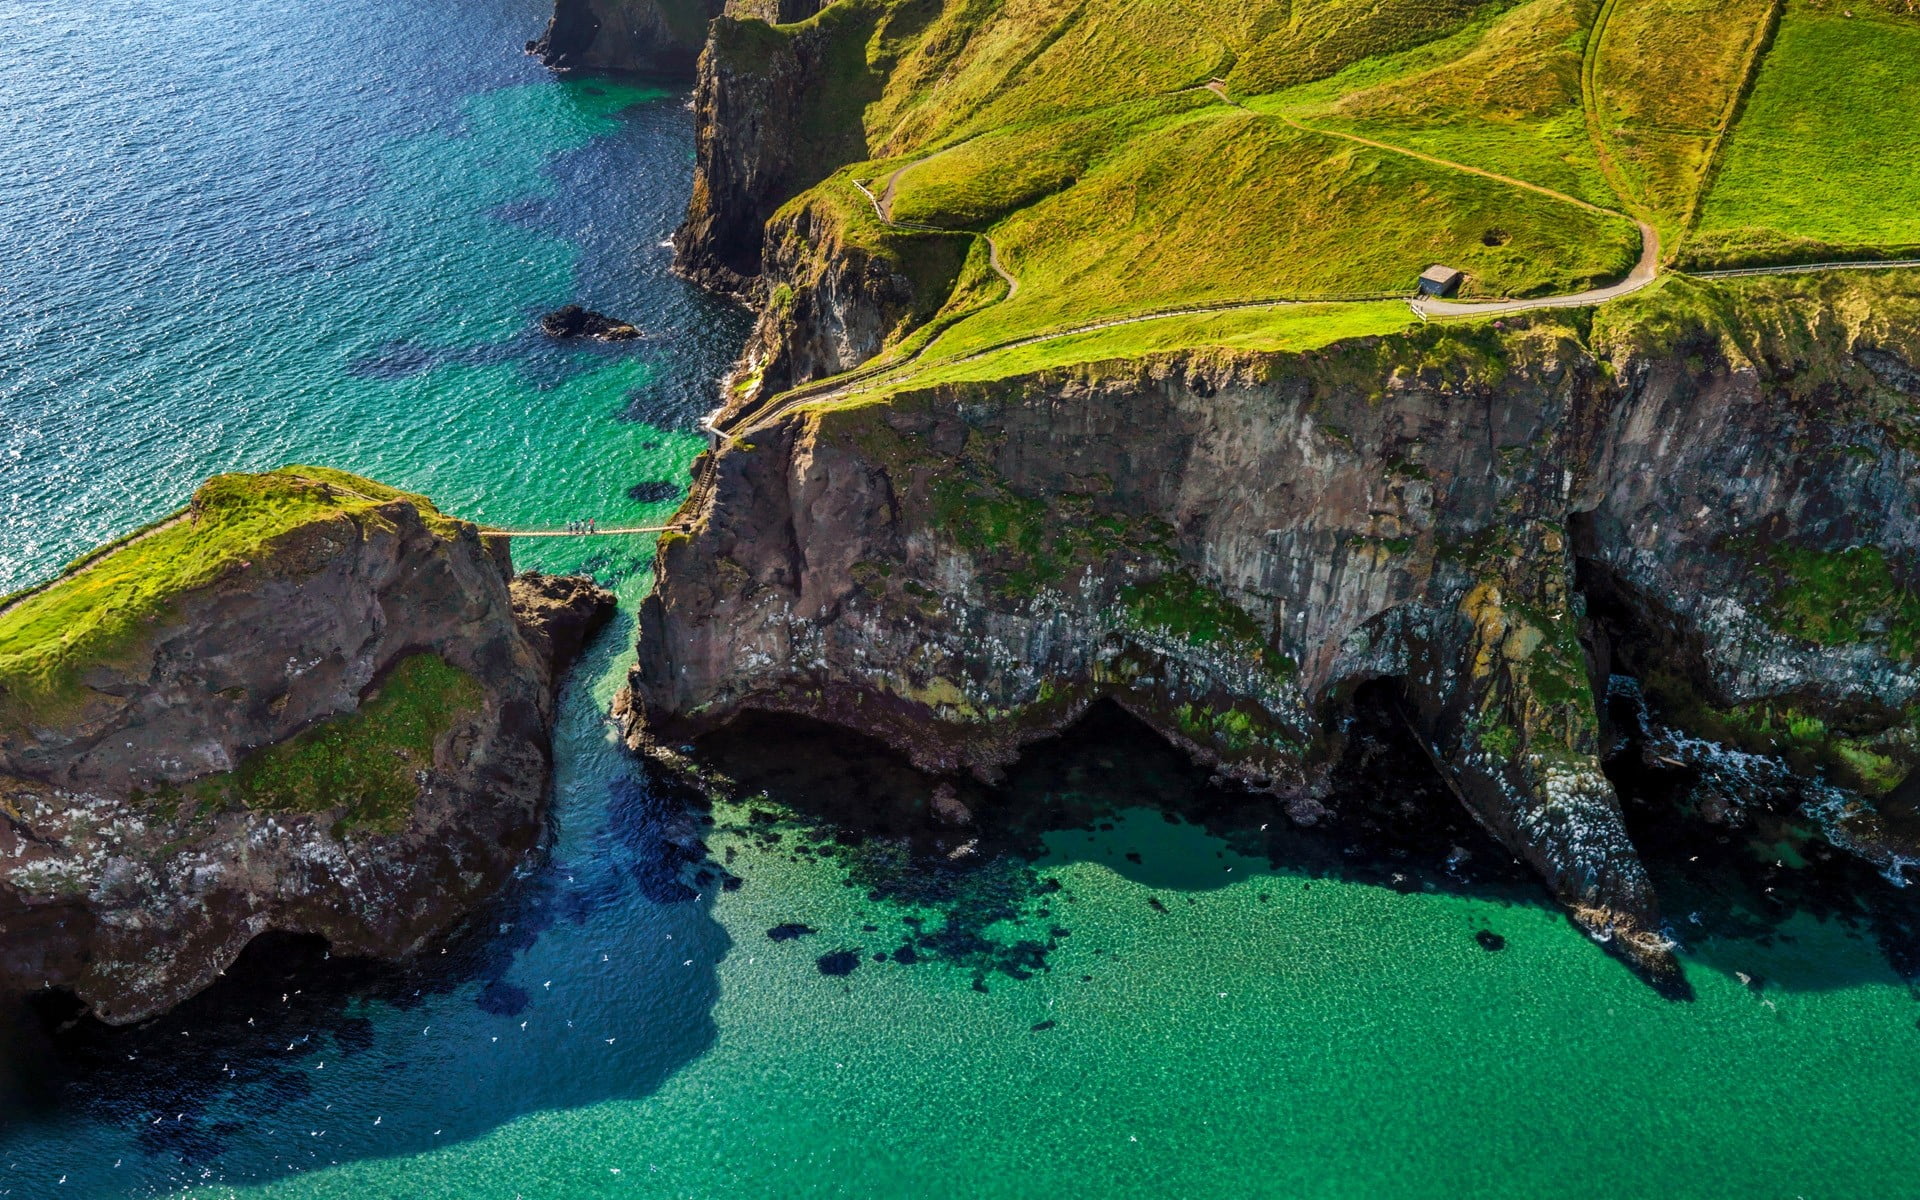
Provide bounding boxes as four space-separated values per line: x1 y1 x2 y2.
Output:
723 196 970 418
540 304 642 341
528 0 725 73
618 277 1920 985
0 469 614 1023
673 8 876 296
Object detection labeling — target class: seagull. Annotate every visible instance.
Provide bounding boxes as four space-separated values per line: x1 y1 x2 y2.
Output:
543 981 552 989
605 1037 616 1044
520 1021 528 1030
373 1116 382 1126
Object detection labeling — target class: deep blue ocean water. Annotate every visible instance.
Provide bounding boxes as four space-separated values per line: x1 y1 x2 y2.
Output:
5 3 1920 1198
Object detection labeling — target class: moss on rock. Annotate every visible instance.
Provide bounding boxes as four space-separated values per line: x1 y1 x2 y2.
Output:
191 654 485 834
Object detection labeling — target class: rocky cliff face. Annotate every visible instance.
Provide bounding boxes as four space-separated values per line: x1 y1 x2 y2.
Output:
0 470 613 1023
619 277 1920 985
528 0 725 73
672 6 870 296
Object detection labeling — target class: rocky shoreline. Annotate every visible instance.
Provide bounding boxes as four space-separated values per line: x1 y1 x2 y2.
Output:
565 0 1920 989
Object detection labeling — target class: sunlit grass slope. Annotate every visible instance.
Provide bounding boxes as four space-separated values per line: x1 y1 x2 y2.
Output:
0 467 463 727
1590 0 1778 232
1274 0 1615 208
728 0 1920 394
903 109 1638 352
1693 0 1920 266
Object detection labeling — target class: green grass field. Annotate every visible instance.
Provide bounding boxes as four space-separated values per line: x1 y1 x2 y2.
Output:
0 467 463 728
1693 0 1920 264
723 0 1920 404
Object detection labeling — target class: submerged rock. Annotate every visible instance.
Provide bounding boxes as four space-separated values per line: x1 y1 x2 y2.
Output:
627 481 681 504
539 304 641 342
815 949 860 976
0 468 613 1023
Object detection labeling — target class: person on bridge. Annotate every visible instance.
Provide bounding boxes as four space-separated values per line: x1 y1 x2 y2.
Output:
587 518 596 534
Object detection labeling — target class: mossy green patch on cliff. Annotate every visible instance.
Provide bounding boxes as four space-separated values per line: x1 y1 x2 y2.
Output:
1648 678 1920 798
0 467 464 729
838 408 1171 601
1760 543 1920 660
1120 572 1296 681
191 653 484 834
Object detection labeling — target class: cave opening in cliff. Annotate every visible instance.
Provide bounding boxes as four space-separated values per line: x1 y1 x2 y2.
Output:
689 694 1538 903
1575 543 1920 984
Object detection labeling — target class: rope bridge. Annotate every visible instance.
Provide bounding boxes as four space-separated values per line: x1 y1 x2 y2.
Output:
480 524 688 538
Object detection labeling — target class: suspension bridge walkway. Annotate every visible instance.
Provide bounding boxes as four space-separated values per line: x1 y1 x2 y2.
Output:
480 523 688 538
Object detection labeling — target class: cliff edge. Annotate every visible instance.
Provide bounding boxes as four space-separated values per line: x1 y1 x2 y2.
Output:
619 275 1920 986
0 468 613 1023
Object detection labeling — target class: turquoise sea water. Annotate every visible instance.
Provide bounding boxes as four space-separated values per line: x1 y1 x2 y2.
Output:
3 2 1920 1197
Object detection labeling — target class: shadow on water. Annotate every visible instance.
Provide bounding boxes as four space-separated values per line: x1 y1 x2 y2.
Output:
0 619 730 1190
1605 685 1920 996
690 682 1920 1000
682 691 1548 991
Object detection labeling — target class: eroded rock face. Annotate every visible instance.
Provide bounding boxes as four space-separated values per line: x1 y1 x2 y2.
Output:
673 9 870 296
620 282 1920 984
528 0 724 73
722 198 966 421
0 484 613 1023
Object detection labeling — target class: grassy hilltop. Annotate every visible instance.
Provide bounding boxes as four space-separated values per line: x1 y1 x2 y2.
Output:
0 467 467 726
718 0 1920 401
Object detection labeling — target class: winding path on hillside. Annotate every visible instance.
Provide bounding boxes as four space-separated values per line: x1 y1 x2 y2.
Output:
712 65 1919 441
1414 220 1661 317
856 165 1019 297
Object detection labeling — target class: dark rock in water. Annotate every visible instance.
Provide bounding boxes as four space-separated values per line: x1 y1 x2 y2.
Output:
767 923 816 942
540 304 641 342
510 572 617 674
1031 1020 1057 1032
930 782 973 827
816 950 861 976
627 481 680 503
477 979 531 1016
1147 897 1168 914
872 952 888 962
892 944 917 964
1124 851 1142 864
1475 929 1507 951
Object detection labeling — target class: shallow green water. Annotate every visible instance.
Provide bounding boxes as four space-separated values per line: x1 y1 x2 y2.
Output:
4 2 1920 1198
